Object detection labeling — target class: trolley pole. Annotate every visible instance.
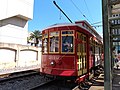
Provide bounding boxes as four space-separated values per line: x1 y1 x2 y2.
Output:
53 1 73 23
102 0 112 90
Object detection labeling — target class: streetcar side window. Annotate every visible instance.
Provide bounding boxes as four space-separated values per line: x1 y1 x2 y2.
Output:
42 34 48 54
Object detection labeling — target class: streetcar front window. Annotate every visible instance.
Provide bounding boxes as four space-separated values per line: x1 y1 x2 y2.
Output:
49 31 59 53
62 36 73 52
61 31 74 53
50 36 59 52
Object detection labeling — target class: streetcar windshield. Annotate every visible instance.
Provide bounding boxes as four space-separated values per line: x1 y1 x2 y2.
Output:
49 31 59 53
42 30 74 54
50 36 59 52
62 31 74 53
62 36 73 52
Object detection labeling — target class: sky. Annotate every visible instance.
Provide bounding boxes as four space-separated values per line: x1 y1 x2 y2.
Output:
28 0 103 36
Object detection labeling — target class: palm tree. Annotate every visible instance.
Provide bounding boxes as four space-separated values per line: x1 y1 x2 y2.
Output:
28 30 42 46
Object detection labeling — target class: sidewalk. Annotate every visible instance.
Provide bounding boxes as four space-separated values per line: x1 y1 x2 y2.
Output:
89 68 120 90
89 74 104 90
112 69 120 90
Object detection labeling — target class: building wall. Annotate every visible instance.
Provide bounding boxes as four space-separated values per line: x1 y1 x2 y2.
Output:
0 17 28 44
112 13 120 54
0 42 41 75
0 0 34 45
0 0 34 20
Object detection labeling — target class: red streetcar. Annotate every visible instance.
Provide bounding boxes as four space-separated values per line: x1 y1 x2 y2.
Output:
41 20 103 83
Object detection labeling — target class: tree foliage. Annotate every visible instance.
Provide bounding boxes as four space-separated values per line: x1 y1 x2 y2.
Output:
28 30 42 46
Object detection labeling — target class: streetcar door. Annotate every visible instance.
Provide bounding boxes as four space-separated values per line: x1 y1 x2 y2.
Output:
77 32 87 76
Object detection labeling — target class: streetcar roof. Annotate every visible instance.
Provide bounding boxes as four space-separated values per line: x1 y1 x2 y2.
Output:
42 23 91 33
42 22 102 42
43 23 93 35
42 23 78 30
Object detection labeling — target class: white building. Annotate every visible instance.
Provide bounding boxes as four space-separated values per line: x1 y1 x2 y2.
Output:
0 0 34 45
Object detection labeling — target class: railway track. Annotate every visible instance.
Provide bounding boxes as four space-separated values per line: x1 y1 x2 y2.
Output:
32 79 77 90
32 69 103 90
0 70 38 82
0 71 52 90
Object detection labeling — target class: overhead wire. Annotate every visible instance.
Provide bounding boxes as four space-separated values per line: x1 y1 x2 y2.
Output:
92 25 103 28
53 1 73 23
55 0 102 29
70 0 92 24
59 11 62 20
83 0 94 24
82 0 103 29
78 0 102 29
91 21 102 25
91 21 103 28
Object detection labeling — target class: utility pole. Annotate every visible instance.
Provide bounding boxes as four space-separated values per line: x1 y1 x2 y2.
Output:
102 0 112 90
102 0 120 90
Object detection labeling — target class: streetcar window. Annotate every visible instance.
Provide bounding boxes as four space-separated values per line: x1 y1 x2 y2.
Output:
62 36 73 52
43 38 48 53
44 34 48 38
50 36 59 52
50 32 59 36
62 31 73 34
42 33 48 54
49 31 59 53
83 43 86 52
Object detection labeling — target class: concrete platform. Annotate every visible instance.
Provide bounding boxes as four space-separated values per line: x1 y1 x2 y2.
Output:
112 69 120 90
73 68 120 90
89 74 104 90
89 86 104 90
89 69 120 90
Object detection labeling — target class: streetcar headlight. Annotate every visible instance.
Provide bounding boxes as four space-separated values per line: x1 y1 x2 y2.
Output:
50 61 54 65
50 60 56 66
